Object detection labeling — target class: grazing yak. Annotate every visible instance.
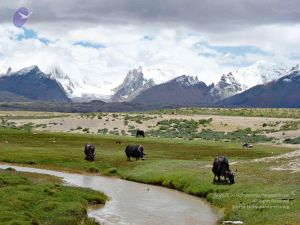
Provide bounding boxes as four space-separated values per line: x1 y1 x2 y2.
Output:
125 144 145 161
243 143 253 148
84 143 95 161
212 156 235 184
136 129 145 138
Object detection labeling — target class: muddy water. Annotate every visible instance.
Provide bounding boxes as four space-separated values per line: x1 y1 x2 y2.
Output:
0 165 218 225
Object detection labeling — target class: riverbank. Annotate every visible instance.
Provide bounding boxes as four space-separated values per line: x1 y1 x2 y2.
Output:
0 164 218 225
0 128 299 224
0 167 107 225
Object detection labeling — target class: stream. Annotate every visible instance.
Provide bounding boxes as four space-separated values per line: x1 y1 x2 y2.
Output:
0 164 218 225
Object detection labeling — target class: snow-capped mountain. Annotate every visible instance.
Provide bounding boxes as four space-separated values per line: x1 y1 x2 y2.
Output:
0 65 70 102
219 63 300 108
174 75 201 86
131 74 214 105
210 72 245 99
282 64 300 82
0 61 293 104
46 65 77 97
142 68 176 84
45 65 111 102
209 61 289 100
231 60 288 89
111 66 155 102
0 67 12 76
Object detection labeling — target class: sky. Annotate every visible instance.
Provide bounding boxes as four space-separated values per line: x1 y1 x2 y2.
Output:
0 0 300 94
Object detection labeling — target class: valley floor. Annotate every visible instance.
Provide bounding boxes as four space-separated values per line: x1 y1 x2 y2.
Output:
0 109 299 224
1 109 300 144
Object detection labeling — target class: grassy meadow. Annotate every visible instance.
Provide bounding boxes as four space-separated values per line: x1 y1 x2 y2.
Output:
0 167 107 225
0 127 299 224
149 108 300 118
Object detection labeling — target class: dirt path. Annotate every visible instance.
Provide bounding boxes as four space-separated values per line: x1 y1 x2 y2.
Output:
253 145 300 173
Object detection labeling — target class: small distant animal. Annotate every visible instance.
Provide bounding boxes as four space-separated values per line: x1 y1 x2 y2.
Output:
116 140 122 144
222 221 243 225
242 143 253 148
125 144 145 161
212 156 235 184
136 130 145 138
84 143 95 161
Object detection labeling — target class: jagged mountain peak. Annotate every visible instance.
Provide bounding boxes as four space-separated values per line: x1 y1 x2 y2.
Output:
112 66 156 102
121 66 149 85
13 65 41 75
219 63 300 108
210 72 244 100
45 64 76 96
174 75 200 86
231 60 288 89
46 64 69 80
287 64 300 76
5 67 12 75
0 65 70 103
220 72 234 81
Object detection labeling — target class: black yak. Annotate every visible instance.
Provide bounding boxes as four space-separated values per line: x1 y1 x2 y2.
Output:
212 156 235 184
136 130 145 138
84 143 95 161
243 143 253 148
125 144 145 161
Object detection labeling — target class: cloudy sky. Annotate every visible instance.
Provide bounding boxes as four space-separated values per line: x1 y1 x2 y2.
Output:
0 0 299 94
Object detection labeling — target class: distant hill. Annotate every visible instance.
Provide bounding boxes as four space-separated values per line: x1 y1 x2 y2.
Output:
0 91 32 102
0 65 70 103
132 75 214 105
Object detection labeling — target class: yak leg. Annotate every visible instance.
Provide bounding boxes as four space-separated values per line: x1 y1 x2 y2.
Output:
213 175 217 182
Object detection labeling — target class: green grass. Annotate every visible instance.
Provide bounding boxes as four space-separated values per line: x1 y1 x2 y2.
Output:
284 137 300 144
148 108 300 118
0 114 69 120
0 168 107 225
0 127 299 224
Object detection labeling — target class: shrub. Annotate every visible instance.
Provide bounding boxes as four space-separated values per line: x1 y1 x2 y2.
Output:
284 137 300 144
98 128 108 134
88 167 99 173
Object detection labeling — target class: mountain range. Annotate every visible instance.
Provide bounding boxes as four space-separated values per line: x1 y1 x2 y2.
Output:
111 66 155 102
218 65 300 108
132 75 214 105
0 61 299 108
0 66 70 103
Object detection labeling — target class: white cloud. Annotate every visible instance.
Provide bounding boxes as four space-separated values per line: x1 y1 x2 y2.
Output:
0 20 299 96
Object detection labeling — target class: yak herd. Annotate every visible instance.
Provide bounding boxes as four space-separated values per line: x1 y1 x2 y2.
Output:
84 129 236 184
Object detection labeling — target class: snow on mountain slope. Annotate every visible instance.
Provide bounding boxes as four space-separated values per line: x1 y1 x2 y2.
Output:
211 72 245 99
281 64 300 82
142 68 176 84
219 63 300 108
0 65 70 102
46 64 111 102
231 60 288 89
1 60 292 103
111 66 155 102
174 75 200 86
46 65 77 96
